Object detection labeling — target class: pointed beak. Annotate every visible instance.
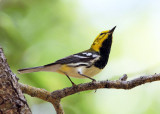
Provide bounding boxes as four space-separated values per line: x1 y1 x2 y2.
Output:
109 26 116 34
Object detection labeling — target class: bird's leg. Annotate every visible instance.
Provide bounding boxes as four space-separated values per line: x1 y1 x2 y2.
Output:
78 71 97 92
65 74 76 86
78 71 96 82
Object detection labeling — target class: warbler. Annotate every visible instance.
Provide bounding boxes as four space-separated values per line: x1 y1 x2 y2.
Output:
18 26 116 85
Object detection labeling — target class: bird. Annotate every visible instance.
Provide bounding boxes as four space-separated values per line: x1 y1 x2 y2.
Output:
18 26 116 85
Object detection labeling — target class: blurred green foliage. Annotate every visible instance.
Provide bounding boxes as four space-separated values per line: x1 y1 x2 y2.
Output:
0 0 98 113
1 0 160 114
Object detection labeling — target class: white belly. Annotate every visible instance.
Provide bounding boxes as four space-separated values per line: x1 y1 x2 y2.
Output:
57 65 101 78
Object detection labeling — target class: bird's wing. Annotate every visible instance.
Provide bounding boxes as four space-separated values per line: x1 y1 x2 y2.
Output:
45 51 100 67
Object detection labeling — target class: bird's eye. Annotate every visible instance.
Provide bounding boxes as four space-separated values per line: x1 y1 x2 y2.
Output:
100 33 104 35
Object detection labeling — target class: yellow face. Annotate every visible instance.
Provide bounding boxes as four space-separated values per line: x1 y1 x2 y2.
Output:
91 30 111 52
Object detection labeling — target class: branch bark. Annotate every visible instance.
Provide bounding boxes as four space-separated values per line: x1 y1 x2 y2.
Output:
19 83 64 114
1 46 160 114
20 72 160 98
0 47 31 113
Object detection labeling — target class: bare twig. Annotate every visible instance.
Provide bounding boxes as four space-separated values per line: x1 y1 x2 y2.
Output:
119 74 128 81
51 73 160 98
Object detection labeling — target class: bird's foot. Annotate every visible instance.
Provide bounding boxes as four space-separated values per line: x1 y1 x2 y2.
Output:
71 82 76 87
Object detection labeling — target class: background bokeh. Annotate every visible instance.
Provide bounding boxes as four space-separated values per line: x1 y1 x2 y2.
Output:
1 0 160 114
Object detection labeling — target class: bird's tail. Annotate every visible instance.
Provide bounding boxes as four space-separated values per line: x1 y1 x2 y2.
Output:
18 63 61 74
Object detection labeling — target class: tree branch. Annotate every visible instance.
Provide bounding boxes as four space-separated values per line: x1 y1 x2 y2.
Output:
20 73 160 114
51 73 160 98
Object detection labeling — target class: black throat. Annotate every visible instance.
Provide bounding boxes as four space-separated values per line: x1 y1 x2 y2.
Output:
94 34 112 69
